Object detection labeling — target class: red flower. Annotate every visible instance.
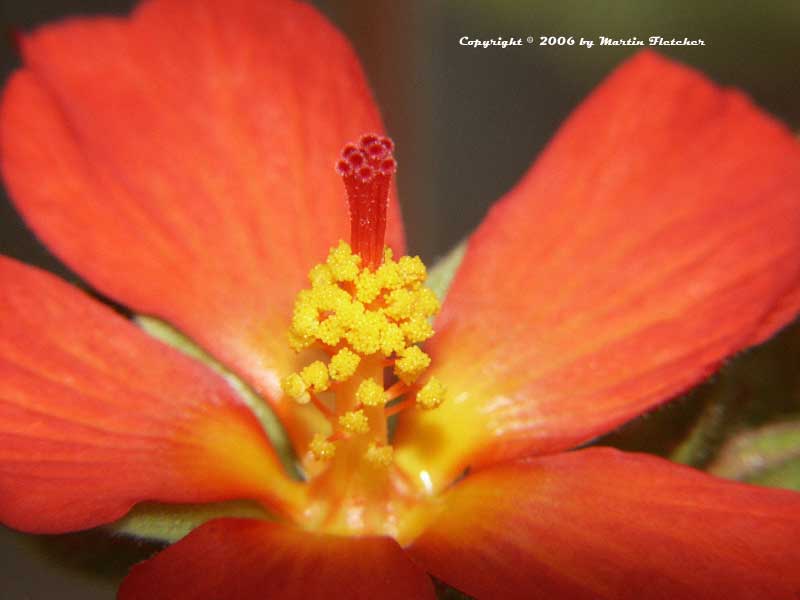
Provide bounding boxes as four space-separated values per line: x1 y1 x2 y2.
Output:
2 1 800 598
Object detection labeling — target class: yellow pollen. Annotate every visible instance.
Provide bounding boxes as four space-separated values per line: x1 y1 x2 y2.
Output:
291 298 319 338
385 288 414 320
309 433 336 460
417 377 446 410
328 347 361 381
344 310 387 355
336 297 365 321
355 270 382 304
395 345 431 384
380 322 406 357
415 288 441 316
326 241 361 282
288 330 313 352
397 255 427 286
317 316 345 346
365 442 394 467
280 372 309 404
300 361 330 393
308 263 334 287
401 316 434 344
339 410 370 435
356 378 387 407
312 284 351 313
375 261 402 290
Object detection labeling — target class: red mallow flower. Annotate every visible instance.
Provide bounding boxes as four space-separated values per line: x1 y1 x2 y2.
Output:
2 1 800 598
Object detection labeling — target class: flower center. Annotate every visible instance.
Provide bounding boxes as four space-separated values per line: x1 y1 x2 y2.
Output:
280 135 444 539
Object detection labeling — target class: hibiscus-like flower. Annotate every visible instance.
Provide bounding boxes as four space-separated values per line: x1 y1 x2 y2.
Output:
2 1 800 599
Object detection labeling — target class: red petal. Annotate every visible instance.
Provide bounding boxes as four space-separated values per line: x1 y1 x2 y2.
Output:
0 257 301 533
395 51 800 490
410 447 800 600
119 518 435 600
751 281 800 345
0 0 404 454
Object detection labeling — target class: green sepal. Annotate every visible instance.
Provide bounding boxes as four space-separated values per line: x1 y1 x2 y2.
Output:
708 420 800 491
750 459 800 490
669 378 744 468
426 239 467 302
109 500 270 543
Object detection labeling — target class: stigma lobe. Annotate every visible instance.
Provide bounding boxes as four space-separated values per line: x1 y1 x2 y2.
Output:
336 134 397 268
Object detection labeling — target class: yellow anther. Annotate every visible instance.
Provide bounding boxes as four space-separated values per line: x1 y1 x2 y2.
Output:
355 270 382 304
317 316 345 346
375 260 402 290
397 255 427 286
288 328 315 352
380 322 406 357
415 287 441 317
326 241 361 282
345 310 387 355
281 372 309 404
336 298 365 323
417 377 446 410
356 378 386 407
309 433 336 460
339 410 370 435
328 347 361 381
384 288 415 320
312 283 352 313
395 345 431 384
291 297 319 337
308 263 334 287
365 442 394 467
402 316 434 344
300 361 330 393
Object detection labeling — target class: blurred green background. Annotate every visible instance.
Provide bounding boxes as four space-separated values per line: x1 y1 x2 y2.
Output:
0 1 798 597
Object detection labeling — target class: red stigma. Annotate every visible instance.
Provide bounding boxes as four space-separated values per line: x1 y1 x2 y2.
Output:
336 134 397 268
